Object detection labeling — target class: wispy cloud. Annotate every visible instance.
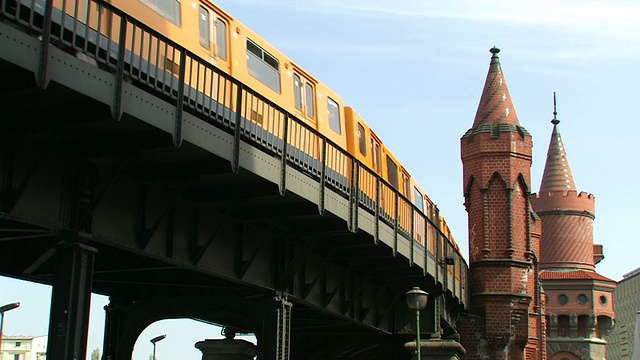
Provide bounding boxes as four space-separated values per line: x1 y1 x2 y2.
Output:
235 0 640 60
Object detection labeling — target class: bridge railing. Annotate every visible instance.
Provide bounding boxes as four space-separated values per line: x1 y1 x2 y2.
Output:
1 0 467 305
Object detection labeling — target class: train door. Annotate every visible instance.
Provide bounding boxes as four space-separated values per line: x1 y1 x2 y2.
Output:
370 136 382 176
412 184 426 246
385 155 399 190
292 71 316 125
197 2 230 72
288 71 319 161
398 170 412 235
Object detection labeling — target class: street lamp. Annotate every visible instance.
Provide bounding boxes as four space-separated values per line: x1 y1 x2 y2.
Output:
0 302 21 357
405 287 428 360
150 334 166 360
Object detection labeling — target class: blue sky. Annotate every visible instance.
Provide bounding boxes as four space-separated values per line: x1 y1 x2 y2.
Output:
2 1 639 359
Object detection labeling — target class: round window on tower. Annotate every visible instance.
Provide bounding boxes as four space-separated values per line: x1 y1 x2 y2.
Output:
558 294 569 305
577 294 588 304
600 295 608 305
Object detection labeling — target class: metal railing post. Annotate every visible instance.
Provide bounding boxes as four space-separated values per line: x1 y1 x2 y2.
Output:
318 139 326 215
113 14 127 120
174 50 187 147
279 114 289 196
37 0 54 88
232 83 243 174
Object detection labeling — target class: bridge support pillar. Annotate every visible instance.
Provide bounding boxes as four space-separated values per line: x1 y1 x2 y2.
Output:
46 243 97 360
102 297 132 360
195 329 258 360
404 339 466 360
258 295 292 360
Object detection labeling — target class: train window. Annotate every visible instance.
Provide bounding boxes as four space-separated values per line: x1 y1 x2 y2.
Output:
357 123 366 156
328 98 341 134
305 82 315 118
139 0 181 26
199 6 210 48
414 187 424 212
247 39 281 93
371 139 381 174
216 18 227 60
386 156 399 190
294 74 302 110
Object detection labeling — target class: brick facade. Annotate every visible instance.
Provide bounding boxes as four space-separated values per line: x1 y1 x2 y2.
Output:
531 98 616 360
459 48 615 360
459 47 544 360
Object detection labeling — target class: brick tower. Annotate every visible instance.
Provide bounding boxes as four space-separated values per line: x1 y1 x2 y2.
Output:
459 47 544 360
531 97 616 360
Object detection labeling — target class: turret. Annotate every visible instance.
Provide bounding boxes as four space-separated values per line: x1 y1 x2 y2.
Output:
531 95 598 271
532 95 616 360
459 47 543 360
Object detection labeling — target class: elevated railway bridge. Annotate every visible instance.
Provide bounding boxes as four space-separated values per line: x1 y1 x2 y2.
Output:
0 0 468 358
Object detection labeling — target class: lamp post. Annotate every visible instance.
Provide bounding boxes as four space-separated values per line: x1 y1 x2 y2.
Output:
150 334 166 360
0 302 21 357
405 287 428 360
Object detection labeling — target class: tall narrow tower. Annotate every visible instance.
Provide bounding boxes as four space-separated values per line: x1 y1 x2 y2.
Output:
531 97 616 359
459 47 543 360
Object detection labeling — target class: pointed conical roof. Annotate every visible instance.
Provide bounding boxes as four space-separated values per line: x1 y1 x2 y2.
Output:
472 47 521 129
539 96 577 192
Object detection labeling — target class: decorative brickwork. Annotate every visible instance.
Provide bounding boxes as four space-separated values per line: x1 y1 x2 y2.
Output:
460 47 543 360
531 101 616 359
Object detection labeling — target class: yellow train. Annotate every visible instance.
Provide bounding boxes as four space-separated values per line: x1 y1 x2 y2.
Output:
5 0 463 273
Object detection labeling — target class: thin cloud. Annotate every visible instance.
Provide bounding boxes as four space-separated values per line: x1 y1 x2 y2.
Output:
234 0 640 49
225 0 640 64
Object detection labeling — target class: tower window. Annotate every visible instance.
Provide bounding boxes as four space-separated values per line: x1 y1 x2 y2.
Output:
558 294 568 305
577 294 588 304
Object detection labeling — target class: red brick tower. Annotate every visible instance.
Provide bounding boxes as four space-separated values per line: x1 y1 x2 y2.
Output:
531 97 616 360
459 47 544 360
